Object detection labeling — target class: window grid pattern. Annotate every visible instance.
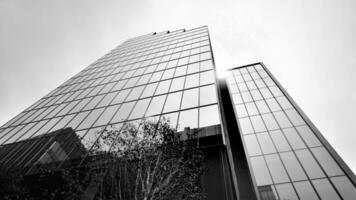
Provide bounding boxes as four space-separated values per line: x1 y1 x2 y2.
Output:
226 64 356 200
0 26 221 165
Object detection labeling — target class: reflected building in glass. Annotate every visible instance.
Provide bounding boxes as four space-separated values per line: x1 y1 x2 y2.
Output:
0 26 355 199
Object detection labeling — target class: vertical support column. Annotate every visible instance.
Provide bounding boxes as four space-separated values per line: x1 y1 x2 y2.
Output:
217 79 260 200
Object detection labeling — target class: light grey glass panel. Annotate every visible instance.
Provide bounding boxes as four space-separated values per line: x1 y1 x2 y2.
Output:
229 84 238 93
97 92 118 107
112 89 130 104
161 112 179 130
250 90 263 101
181 88 199 109
1 125 24 144
140 83 158 98
296 125 321 147
199 84 217 106
155 80 171 95
311 147 344 176
94 105 120 127
273 111 292 128
259 88 273 99
161 68 175 80
295 149 325 179
280 151 307 181
255 100 270 114
136 74 151 85
256 132 276 154
265 154 289 183
185 73 199 89
241 91 253 103
199 104 220 127
149 71 163 83
187 62 199 74
77 108 105 130
245 102 259 116
331 176 356 200
238 82 248 92
275 183 298 200
261 113 279 131
200 60 213 71
129 98 151 120
124 77 139 88
8 123 35 143
126 86 145 101
145 95 166 116
57 100 80 116
232 93 243 104
312 179 341 200
250 115 267 133
111 102 135 123
111 80 127 91
33 117 62 136
263 77 275 87
242 73 252 81
269 86 283 97
170 77 185 92
294 181 318 200
246 81 257 90
200 70 215 85
19 121 47 141
50 114 75 131
265 98 281 112
239 117 254 134
283 127 306 150
163 92 182 113
82 95 105 111
258 70 269 78
70 98 91 114
254 79 266 89
276 96 293 110
270 130 291 152
174 65 187 77
244 134 262 156
235 104 248 118
285 109 305 126
178 108 198 131
250 156 273 186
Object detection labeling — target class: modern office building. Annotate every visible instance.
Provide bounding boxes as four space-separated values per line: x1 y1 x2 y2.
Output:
0 26 355 199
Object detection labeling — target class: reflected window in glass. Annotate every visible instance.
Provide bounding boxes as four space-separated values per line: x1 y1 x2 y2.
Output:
178 108 198 131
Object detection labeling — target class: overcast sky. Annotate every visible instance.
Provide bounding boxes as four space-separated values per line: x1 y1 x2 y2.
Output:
0 0 355 172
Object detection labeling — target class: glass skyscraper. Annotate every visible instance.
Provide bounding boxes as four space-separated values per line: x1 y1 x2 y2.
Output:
0 26 355 200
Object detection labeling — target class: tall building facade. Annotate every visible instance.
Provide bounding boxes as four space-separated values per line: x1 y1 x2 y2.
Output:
0 26 355 199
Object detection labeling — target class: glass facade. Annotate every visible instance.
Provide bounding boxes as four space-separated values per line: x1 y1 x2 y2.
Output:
226 63 356 199
0 25 355 199
0 26 220 165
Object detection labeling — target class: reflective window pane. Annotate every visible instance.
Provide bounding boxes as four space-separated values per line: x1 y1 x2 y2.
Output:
256 132 276 154
111 102 135 123
265 154 289 183
199 104 220 127
280 151 307 181
250 156 273 186
145 95 166 116
163 92 182 113
294 181 318 200
199 85 217 106
129 98 151 120
311 147 344 176
295 149 325 179
244 134 262 156
312 179 341 200
331 176 356 200
178 108 198 131
296 125 321 147
270 130 291 152
181 88 199 109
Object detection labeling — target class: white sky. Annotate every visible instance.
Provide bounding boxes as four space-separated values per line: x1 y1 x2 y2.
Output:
0 0 355 173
